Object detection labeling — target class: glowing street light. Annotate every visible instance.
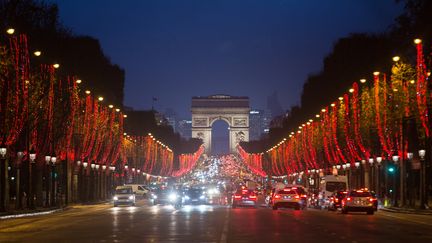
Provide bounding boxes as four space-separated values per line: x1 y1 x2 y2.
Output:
414 38 422 44
53 63 60 69
349 88 354 93
373 71 380 76
85 90 91 95
98 96 104 101
76 79 82 84
360 79 366 83
33 51 42 56
392 56 400 62
6 28 15 35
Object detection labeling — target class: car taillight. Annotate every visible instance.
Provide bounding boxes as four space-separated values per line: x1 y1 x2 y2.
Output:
295 195 300 199
346 197 351 201
234 195 241 200
335 198 339 202
369 198 374 202
249 195 257 200
274 194 281 199
301 195 307 198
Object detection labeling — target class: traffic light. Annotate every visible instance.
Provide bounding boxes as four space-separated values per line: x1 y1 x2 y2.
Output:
387 165 395 173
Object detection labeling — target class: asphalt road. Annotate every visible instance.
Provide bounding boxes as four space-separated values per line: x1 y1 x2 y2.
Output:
1 200 432 242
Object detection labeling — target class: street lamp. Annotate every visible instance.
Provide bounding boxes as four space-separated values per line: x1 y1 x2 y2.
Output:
50 155 57 206
368 158 374 165
355 161 360 168
91 162 96 169
6 28 15 35
407 152 414 160
29 149 36 163
77 160 81 166
376 157 382 164
0 145 6 158
95 164 100 170
336 164 341 170
83 161 88 168
102 165 107 171
392 155 399 164
419 149 426 159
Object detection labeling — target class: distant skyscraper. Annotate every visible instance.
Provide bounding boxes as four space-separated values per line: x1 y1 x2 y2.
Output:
177 119 192 139
163 108 177 132
267 91 284 118
249 109 271 140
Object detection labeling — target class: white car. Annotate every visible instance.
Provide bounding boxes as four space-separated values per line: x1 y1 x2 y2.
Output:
272 188 303 210
113 186 136 206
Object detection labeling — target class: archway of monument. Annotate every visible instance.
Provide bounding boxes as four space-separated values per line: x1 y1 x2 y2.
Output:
211 119 230 156
191 95 250 154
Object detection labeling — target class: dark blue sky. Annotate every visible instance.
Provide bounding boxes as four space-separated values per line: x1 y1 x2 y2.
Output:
54 0 403 118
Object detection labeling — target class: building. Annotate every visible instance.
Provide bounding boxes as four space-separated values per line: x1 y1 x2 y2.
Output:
249 109 271 141
177 119 192 139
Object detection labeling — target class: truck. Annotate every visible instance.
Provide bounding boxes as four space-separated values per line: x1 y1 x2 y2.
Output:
318 175 348 208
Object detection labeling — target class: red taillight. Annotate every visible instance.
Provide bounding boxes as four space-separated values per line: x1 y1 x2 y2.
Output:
335 198 339 202
283 189 291 192
295 195 300 199
274 194 281 199
249 195 257 200
242 189 248 194
234 195 241 200
301 194 307 198
346 197 351 201
369 198 374 202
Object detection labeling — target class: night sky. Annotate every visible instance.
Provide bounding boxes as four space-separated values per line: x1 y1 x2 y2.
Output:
53 0 402 119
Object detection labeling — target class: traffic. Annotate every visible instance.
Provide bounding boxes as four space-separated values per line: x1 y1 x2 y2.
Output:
111 173 380 216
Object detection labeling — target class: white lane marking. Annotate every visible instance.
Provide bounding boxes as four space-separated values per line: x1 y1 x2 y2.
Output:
380 212 432 226
0 208 64 219
219 210 229 243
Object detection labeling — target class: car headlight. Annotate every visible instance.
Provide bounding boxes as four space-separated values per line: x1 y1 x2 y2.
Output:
128 195 134 200
152 194 158 199
184 196 190 200
113 196 118 201
168 193 177 201
200 195 205 200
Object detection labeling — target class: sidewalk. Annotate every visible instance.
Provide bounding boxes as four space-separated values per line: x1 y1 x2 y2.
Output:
0 200 111 220
381 206 432 215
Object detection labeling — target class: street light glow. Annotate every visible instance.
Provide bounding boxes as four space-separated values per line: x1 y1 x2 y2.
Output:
98 96 104 101
53 63 60 69
85 90 91 95
360 79 366 83
392 56 400 62
33 51 41 56
414 38 422 44
76 79 82 84
6 28 15 34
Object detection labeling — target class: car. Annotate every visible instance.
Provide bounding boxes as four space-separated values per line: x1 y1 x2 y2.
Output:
183 187 208 205
113 186 135 206
232 188 257 208
151 188 172 205
341 190 375 215
286 186 308 208
272 188 303 210
328 191 348 211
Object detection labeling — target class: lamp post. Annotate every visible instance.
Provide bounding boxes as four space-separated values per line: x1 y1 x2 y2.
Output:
51 155 57 206
90 162 95 201
392 155 399 207
16 151 24 209
0 145 7 211
28 148 36 209
419 149 427 209
44 155 51 207
82 161 88 202
376 157 382 198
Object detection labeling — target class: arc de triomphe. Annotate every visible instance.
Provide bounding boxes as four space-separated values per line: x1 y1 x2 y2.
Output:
191 95 250 154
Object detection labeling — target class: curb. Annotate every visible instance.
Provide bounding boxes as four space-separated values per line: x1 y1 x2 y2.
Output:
0 207 68 220
380 207 432 215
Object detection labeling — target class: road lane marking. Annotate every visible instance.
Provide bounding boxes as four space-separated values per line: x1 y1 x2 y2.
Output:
219 210 229 243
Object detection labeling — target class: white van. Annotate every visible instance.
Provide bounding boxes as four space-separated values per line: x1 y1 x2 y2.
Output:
125 184 149 198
